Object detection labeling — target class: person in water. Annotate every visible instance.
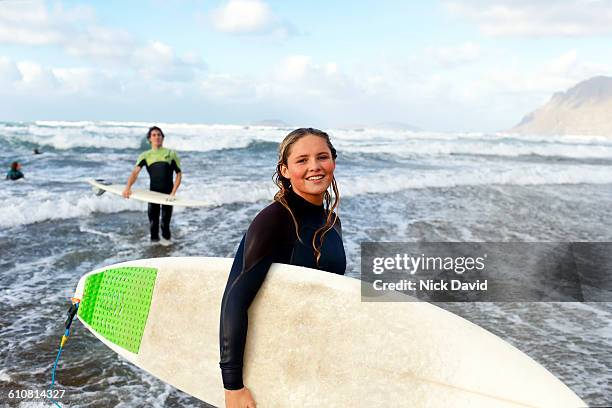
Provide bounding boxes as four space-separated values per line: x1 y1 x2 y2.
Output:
219 128 346 407
122 126 182 244
6 161 24 180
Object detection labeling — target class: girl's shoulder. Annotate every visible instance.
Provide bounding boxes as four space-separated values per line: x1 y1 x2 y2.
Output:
249 200 294 232
243 200 296 263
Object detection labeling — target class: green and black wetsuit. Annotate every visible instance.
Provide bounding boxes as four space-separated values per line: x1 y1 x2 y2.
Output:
136 147 181 240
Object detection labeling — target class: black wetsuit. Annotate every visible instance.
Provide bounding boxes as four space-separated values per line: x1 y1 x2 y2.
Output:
6 169 24 180
219 189 346 390
136 147 181 240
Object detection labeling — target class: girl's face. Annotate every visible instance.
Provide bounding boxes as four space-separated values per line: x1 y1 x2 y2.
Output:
281 135 335 205
149 130 164 148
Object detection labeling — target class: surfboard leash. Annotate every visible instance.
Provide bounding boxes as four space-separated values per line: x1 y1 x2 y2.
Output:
49 297 80 408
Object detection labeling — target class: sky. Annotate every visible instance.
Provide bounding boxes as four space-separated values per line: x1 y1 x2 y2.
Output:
1 0 612 131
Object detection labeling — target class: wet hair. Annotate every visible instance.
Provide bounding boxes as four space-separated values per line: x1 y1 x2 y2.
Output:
147 126 165 140
10 161 19 171
273 128 340 264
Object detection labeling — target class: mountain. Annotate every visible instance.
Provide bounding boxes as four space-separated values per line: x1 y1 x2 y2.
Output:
510 76 612 137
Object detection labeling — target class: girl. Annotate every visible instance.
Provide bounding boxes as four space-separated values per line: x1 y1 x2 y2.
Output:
219 128 346 407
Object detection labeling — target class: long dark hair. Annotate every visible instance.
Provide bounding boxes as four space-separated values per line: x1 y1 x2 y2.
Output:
273 128 340 264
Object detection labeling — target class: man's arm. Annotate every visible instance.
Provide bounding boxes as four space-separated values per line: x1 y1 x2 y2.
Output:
170 171 182 196
123 166 142 198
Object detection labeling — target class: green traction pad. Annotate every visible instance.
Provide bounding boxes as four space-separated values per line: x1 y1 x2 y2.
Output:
78 266 158 353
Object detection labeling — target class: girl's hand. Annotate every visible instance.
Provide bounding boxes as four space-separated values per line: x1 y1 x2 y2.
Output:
224 387 256 408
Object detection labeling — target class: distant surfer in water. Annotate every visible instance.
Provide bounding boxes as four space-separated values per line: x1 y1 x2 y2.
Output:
219 128 346 407
122 126 182 245
6 161 24 180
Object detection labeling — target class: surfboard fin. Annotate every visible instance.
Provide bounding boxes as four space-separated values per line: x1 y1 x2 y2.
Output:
95 178 112 185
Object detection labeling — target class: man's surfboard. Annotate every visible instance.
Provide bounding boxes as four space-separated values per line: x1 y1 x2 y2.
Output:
88 179 208 207
73 257 585 408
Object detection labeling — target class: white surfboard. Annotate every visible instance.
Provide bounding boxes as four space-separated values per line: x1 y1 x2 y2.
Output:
73 257 585 408
88 179 208 207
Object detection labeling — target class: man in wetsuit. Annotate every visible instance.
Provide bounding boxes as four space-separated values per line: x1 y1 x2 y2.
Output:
122 126 182 244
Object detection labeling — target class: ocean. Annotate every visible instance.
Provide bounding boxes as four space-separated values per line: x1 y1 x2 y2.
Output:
1 121 611 407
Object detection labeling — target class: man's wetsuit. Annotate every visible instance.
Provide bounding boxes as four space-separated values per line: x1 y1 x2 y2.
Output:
136 147 181 240
6 169 24 180
219 189 346 390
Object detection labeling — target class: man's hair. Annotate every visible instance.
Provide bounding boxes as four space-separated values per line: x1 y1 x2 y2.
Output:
147 126 165 140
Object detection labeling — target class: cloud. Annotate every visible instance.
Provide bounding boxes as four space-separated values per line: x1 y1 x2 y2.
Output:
52 67 102 94
64 26 136 60
0 0 95 46
133 41 175 66
274 56 339 85
275 55 311 81
0 1 206 86
211 0 272 33
192 55 356 105
479 50 606 97
209 0 295 37
270 55 359 100
0 57 21 83
0 0 135 58
404 47 612 130
545 49 577 75
444 0 612 37
200 73 258 99
426 42 482 67
48 67 132 97
15 61 58 91
132 41 207 82
0 57 112 95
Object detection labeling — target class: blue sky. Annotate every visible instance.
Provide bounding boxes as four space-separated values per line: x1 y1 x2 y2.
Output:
1 0 611 131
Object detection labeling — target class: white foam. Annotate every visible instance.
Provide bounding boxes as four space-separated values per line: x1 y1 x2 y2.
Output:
0 191 144 228
78 223 120 240
179 180 275 206
182 162 612 202
3 122 611 159
1 122 277 152
0 369 12 382
340 137 612 159
35 120 97 127
18 402 50 408
2 161 610 228
339 163 612 197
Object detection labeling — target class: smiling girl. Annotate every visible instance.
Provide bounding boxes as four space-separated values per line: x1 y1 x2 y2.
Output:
219 128 346 408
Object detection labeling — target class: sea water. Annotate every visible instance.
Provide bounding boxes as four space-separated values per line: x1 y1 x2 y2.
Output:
1 121 611 407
